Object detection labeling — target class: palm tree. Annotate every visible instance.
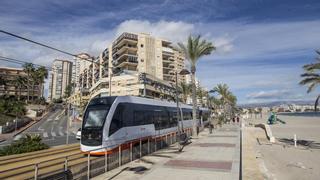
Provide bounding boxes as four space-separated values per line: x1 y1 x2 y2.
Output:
178 35 215 135
179 82 191 103
299 51 320 111
258 107 263 118
197 87 204 107
13 76 27 101
30 70 38 102
35 66 48 99
23 63 35 103
211 84 238 122
0 76 7 96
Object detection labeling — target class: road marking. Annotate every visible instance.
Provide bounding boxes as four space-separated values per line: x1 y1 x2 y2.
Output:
38 127 45 131
51 132 56 137
43 132 48 138
59 130 64 136
47 118 53 122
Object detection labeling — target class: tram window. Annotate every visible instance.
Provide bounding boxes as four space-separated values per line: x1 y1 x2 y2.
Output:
134 111 149 125
161 111 169 128
83 107 109 128
109 105 124 136
170 110 178 127
153 108 166 130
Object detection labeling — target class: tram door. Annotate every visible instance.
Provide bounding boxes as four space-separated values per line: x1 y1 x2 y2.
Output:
110 104 127 141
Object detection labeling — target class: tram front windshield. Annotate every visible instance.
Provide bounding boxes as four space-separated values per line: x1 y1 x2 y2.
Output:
83 107 109 128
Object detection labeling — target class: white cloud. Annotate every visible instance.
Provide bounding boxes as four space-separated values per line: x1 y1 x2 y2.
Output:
246 90 291 99
116 20 195 43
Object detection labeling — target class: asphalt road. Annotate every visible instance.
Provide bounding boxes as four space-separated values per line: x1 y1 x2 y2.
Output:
0 105 81 147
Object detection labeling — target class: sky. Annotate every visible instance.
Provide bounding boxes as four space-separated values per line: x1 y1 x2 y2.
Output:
0 0 320 104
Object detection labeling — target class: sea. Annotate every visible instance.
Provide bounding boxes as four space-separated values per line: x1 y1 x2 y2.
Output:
278 112 320 117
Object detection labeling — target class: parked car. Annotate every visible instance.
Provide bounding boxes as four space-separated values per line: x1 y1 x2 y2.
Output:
76 128 81 140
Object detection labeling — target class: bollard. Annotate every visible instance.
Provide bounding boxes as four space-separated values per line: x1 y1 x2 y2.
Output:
147 138 150 154
130 142 133 161
105 149 108 172
64 156 68 171
155 137 157 151
119 145 122 166
87 153 90 180
34 164 38 180
139 138 142 158
294 134 297 147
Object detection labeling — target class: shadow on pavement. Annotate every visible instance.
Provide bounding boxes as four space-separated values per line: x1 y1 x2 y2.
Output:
278 138 320 149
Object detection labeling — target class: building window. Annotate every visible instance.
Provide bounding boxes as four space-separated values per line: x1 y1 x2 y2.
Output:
141 44 144 48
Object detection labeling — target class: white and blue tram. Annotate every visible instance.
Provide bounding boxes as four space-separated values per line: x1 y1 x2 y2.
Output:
80 96 210 155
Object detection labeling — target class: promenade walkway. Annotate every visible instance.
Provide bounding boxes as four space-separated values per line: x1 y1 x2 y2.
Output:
94 124 241 180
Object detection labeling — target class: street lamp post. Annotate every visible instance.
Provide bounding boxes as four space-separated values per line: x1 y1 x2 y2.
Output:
109 71 112 96
66 102 70 144
174 69 190 148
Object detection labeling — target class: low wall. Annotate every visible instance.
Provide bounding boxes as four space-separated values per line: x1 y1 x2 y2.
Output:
254 123 275 143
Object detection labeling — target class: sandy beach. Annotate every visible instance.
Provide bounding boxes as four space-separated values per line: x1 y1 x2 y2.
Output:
246 114 320 180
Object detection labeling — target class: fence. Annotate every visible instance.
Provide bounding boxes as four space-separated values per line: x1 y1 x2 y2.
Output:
1 128 193 180
0 117 32 134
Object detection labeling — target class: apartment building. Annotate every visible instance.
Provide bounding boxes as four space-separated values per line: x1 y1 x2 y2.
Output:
93 32 186 98
69 32 188 108
0 67 42 100
48 60 73 101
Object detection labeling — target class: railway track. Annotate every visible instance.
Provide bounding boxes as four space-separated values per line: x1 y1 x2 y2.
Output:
0 143 92 180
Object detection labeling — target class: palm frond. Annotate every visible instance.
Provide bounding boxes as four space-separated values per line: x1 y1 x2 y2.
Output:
300 73 320 77
307 83 318 93
315 95 320 112
299 77 320 86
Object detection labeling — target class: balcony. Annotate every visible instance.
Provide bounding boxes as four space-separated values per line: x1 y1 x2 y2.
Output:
112 55 138 67
163 63 175 69
113 54 138 65
112 44 138 56
112 33 138 49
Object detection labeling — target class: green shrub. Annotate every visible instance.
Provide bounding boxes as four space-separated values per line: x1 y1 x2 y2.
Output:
0 134 49 156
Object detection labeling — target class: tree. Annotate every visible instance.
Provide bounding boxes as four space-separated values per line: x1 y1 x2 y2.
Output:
299 51 320 111
64 84 73 99
35 66 48 99
211 84 237 122
0 75 7 96
178 35 215 135
197 87 205 107
258 107 263 118
22 63 35 103
179 82 191 103
13 76 27 101
11 101 26 117
0 134 48 156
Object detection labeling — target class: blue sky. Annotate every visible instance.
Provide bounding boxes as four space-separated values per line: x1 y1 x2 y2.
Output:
1 0 320 104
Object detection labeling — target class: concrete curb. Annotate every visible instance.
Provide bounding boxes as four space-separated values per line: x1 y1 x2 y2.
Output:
254 123 275 143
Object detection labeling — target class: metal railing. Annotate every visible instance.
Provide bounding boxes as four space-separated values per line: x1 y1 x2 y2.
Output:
0 128 193 180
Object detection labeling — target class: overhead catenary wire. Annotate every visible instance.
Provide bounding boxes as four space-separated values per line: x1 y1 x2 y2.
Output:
0 29 101 66
0 56 50 69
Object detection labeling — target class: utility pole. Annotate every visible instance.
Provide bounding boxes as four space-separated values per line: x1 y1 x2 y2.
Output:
66 102 70 144
139 73 146 97
109 72 112 96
